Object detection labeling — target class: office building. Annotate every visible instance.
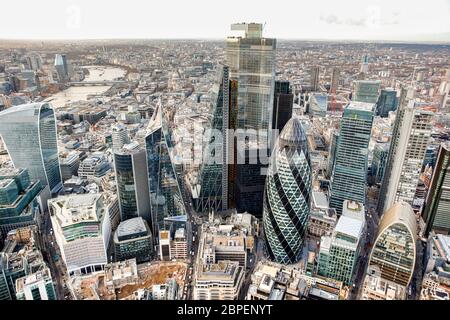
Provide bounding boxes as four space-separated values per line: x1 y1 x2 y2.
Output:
353 80 381 104
423 143 450 235
263 117 312 264
308 191 337 238
0 168 43 239
309 93 328 117
59 152 80 181
317 201 365 285
171 228 188 260
371 143 389 185
196 65 229 213
15 267 56 300
247 261 348 300
0 103 62 194
226 22 276 131
378 88 433 214
329 102 375 214
272 80 293 132
114 217 153 263
362 202 417 300
193 260 244 300
78 154 110 181
49 194 110 276
145 104 186 235
114 142 151 222
54 54 69 82
376 89 398 117
326 129 339 179
111 124 130 151
360 55 369 73
330 68 340 94
0 226 50 300
310 66 320 92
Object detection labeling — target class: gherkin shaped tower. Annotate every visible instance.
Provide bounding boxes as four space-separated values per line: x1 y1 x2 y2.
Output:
263 117 312 264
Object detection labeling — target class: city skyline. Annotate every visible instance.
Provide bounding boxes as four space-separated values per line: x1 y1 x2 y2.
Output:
1 0 450 42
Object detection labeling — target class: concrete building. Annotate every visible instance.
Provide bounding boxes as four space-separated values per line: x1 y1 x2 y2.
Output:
307 191 337 238
49 193 110 276
111 123 130 151
193 260 244 300
378 87 433 214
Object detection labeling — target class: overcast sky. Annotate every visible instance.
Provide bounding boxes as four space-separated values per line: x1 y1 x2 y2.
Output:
1 0 449 41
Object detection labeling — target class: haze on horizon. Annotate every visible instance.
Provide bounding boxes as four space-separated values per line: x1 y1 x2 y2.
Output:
1 0 450 42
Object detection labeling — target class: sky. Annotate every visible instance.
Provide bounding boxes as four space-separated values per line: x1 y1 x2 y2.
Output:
1 0 450 42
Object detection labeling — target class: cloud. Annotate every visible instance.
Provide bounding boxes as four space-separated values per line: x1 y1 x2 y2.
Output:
320 14 367 27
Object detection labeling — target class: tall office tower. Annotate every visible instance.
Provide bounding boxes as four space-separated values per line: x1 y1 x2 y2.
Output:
114 217 153 263
423 143 450 235
113 142 151 222
317 200 365 285
329 102 375 214
15 267 56 300
0 103 62 194
330 68 340 94
353 80 381 104
376 88 398 117
378 87 434 215
49 193 110 276
310 66 320 92
54 54 69 82
362 202 416 300
263 117 312 264
145 104 186 235
326 129 339 179
371 143 389 185
226 22 276 132
309 93 328 117
111 124 130 151
272 80 293 132
197 65 229 214
0 168 43 239
360 55 369 73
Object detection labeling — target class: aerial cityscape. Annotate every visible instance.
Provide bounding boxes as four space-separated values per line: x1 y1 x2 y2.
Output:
1 2 450 304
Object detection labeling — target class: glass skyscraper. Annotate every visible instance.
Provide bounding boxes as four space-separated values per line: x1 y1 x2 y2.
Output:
329 101 375 214
353 80 381 104
145 103 186 235
376 88 398 117
113 142 151 223
366 201 416 288
263 117 312 264
0 103 62 194
226 23 276 132
423 142 450 235
196 65 229 213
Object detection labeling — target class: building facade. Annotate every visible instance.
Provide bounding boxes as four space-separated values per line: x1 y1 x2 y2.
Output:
263 117 312 264
329 102 375 214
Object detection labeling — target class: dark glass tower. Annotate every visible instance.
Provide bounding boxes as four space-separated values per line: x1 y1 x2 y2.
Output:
272 80 293 132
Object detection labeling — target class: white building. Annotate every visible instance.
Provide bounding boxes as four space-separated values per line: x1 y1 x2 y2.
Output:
49 193 110 276
378 87 433 213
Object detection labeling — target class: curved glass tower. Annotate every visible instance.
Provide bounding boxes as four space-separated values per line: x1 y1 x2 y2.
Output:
367 201 417 287
0 103 62 193
263 117 312 264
